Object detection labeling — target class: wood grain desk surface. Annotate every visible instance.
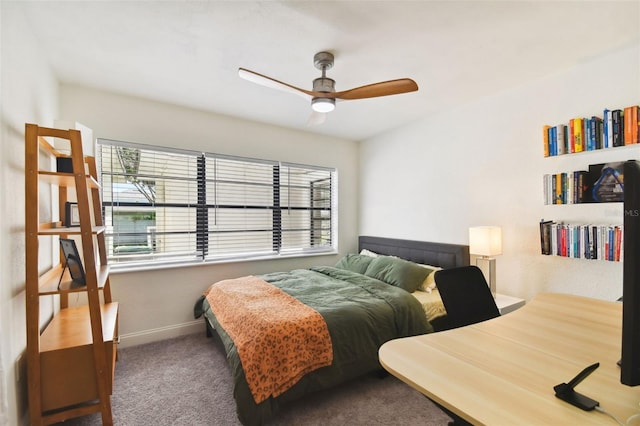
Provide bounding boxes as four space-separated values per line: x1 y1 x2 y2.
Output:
379 293 640 425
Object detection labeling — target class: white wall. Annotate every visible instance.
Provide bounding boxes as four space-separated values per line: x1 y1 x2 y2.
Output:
0 4 60 426
360 44 640 302
59 85 360 347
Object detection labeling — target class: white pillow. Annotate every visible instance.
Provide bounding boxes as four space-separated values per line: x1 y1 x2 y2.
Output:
359 249 379 258
418 264 442 293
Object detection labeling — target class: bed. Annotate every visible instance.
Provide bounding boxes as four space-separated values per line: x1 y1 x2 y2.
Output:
194 236 469 425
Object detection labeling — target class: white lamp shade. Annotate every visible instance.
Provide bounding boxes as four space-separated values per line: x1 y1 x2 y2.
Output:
469 226 503 257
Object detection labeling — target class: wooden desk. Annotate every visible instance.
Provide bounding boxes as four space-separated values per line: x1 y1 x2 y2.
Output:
379 293 640 425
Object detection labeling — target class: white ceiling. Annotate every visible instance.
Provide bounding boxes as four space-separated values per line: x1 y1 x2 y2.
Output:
15 0 640 141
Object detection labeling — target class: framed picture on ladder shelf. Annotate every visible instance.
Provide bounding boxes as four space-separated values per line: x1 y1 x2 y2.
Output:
64 202 80 227
59 238 86 287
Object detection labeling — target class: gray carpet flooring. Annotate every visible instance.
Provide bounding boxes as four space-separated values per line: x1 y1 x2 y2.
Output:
57 332 452 425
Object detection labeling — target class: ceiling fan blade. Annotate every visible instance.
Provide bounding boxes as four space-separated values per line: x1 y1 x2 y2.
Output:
307 110 327 126
238 68 313 100
328 79 418 100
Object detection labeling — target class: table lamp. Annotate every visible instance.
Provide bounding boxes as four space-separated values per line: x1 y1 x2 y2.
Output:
469 226 502 296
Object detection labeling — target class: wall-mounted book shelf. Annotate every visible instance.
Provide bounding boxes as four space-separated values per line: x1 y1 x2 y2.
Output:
539 220 622 261
543 105 638 156
543 162 624 205
541 103 638 262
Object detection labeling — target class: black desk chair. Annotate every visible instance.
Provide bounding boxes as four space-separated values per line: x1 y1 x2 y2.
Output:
433 265 500 331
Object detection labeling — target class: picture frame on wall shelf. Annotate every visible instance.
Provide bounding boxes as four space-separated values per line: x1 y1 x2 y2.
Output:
65 202 80 227
587 162 625 203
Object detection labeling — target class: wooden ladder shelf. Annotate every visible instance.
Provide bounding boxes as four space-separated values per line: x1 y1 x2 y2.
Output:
25 123 117 425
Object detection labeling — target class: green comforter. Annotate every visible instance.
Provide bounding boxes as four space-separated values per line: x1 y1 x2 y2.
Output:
195 266 431 425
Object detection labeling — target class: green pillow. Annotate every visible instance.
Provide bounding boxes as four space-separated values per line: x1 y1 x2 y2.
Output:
334 253 374 274
364 255 431 293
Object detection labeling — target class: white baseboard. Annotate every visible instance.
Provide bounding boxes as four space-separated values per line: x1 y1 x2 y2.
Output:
118 320 205 348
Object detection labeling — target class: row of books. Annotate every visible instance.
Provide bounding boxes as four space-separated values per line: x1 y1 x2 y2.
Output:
539 220 623 261
543 162 625 205
543 104 639 156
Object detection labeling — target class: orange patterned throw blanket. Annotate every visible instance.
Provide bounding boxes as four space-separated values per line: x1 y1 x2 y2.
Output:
205 276 333 404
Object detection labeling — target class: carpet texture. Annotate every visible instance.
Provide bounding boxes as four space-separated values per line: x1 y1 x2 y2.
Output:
56 332 452 425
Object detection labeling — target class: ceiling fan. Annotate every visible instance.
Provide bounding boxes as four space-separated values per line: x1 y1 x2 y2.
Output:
238 51 418 125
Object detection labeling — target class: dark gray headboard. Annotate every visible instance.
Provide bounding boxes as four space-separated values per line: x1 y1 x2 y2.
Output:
358 236 469 269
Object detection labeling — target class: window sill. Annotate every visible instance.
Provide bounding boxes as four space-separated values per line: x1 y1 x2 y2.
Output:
108 250 339 274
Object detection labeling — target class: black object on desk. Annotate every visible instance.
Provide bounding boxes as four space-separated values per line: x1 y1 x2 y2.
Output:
553 362 600 411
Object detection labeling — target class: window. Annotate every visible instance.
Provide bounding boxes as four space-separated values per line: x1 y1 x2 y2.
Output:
98 139 336 267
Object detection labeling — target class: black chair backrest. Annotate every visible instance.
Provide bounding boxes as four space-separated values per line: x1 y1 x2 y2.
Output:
434 265 500 330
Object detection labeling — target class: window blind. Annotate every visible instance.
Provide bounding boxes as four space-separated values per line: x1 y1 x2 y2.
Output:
98 139 335 267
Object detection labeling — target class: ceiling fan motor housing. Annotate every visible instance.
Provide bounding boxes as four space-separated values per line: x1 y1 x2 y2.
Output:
313 77 335 93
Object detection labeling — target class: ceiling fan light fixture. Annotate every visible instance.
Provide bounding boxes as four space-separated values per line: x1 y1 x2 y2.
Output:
239 50 418 123
311 97 335 113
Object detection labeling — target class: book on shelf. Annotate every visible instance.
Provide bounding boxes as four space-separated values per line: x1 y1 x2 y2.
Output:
555 173 562 204
603 109 611 149
624 105 639 145
571 170 585 204
539 220 554 255
573 117 584 152
584 117 591 151
587 116 603 151
557 124 567 155
567 118 573 153
612 109 624 147
543 125 551 157
595 116 604 149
